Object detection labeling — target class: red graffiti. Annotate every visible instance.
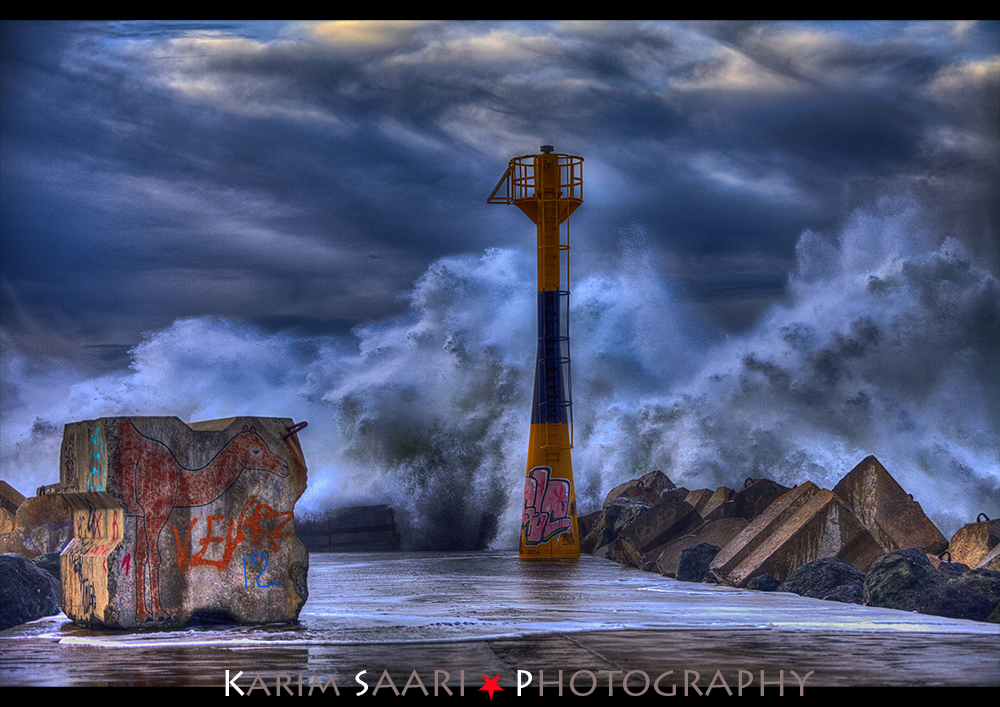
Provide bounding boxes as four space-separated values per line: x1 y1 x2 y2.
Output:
117 420 290 622
172 496 295 572
522 466 573 546
121 553 131 576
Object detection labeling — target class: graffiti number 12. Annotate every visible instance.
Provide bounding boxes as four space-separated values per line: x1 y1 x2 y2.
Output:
243 552 281 589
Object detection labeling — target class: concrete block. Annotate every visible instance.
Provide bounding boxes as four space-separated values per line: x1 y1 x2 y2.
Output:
580 511 607 554
0 481 26 536
0 509 14 536
710 481 883 587
652 517 750 577
0 494 73 558
977 544 1000 572
577 510 602 541
603 471 675 508
59 416 309 628
659 487 689 503
606 535 642 568
1 480 26 515
947 517 1000 569
832 456 947 554
694 486 734 520
700 487 738 522
684 489 713 515
729 479 791 522
618 501 702 555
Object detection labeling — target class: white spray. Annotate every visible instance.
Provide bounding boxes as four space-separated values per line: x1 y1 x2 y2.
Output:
1 197 997 547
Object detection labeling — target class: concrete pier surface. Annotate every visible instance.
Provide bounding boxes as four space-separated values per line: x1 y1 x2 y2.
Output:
2 552 997 688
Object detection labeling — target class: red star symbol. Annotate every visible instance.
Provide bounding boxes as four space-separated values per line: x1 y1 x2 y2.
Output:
479 674 504 700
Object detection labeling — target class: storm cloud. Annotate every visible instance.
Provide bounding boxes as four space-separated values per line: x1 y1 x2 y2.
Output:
2 21 997 544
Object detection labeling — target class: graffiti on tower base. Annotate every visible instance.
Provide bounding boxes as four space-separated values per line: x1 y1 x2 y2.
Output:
522 466 572 545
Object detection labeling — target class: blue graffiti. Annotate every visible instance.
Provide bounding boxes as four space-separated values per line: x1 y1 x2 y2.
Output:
244 552 281 589
88 426 105 491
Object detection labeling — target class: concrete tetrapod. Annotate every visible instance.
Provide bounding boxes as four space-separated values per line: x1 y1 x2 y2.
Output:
709 481 883 587
948 517 1000 570
832 455 947 555
0 494 73 558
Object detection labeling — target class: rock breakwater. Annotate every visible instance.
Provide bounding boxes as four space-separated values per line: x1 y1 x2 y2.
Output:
581 455 1000 623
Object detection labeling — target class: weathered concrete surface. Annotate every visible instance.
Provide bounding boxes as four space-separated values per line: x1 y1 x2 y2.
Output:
1 480 26 510
59 416 309 628
604 534 643 568
0 508 15 536
587 496 654 555
683 489 713 515
977 543 1000 572
653 517 749 577
832 455 947 554
1 481 26 535
728 479 791 522
588 462 993 623
687 486 733 521
297 505 401 552
710 481 883 587
619 501 703 556
0 493 73 558
577 511 601 543
948 517 1000 568
659 487 689 503
603 470 675 508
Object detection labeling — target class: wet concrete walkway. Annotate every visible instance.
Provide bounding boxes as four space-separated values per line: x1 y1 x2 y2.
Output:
2 552 997 688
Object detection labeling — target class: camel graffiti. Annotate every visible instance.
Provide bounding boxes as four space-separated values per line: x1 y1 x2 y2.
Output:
116 419 290 622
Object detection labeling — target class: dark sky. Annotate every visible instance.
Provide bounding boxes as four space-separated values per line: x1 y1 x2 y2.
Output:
3 21 996 367
1 22 998 539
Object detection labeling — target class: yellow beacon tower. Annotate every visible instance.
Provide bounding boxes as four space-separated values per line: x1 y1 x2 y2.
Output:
489 146 583 559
